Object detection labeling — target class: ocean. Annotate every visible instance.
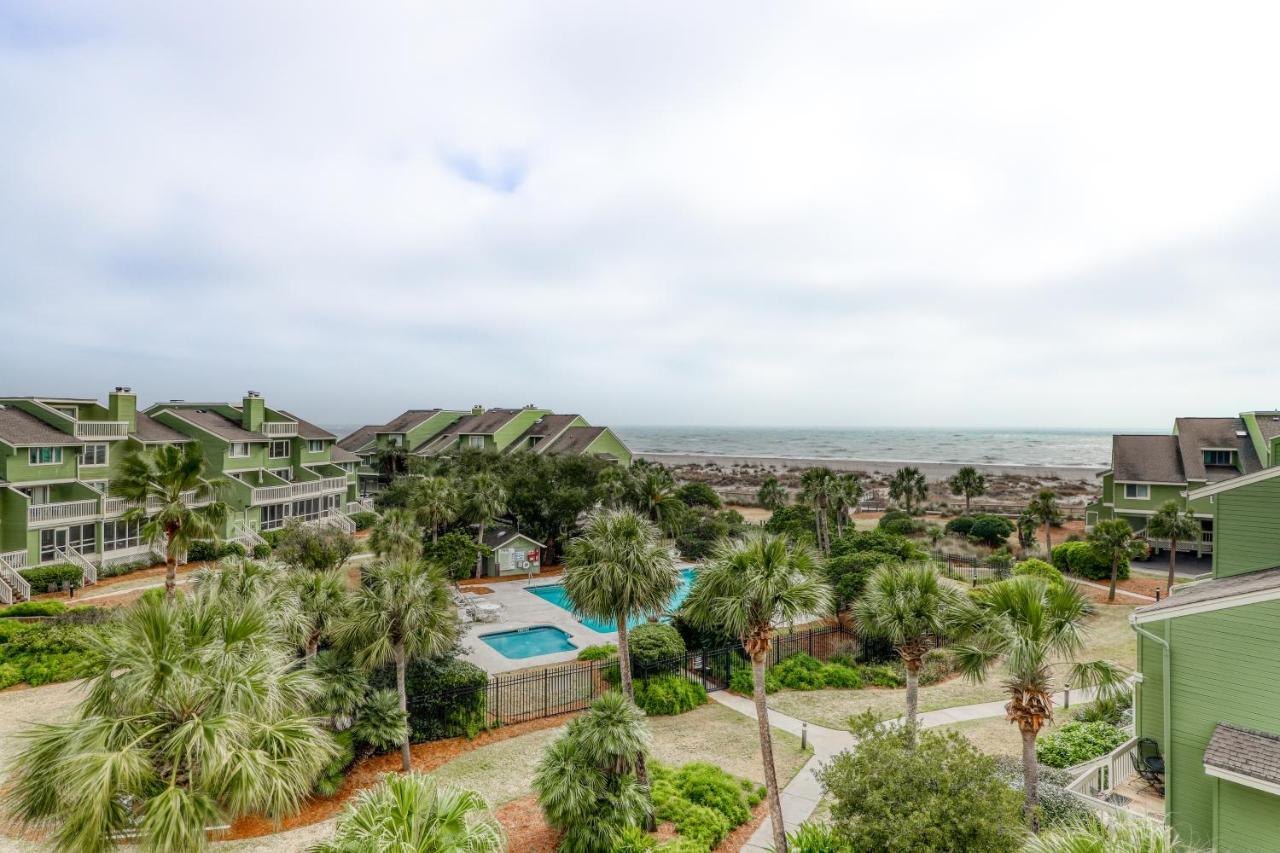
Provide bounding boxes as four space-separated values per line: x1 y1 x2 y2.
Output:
613 426 1154 469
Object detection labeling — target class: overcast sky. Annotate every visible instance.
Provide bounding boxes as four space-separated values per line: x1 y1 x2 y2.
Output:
4 2 1280 429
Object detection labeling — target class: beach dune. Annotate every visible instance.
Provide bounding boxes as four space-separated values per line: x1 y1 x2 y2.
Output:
638 452 1103 483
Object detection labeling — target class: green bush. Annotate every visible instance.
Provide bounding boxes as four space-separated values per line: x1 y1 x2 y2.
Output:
313 728 355 797
222 542 247 559
991 756 1094 828
350 511 378 530
252 543 272 559
1052 541 1127 581
764 504 818 546
891 648 954 687
857 664 905 688
772 653 826 690
652 762 761 849
187 541 248 562
820 663 863 689
1036 721 1129 768
1071 692 1134 727
370 656 487 741
577 643 617 661
97 558 158 579
0 621 98 688
676 482 722 509
1014 558 1066 592
788 822 846 853
878 510 923 536
18 564 82 591
967 515 1015 546
422 531 488 582
945 516 976 536
629 623 686 676
729 665 780 695
0 600 67 618
634 675 708 716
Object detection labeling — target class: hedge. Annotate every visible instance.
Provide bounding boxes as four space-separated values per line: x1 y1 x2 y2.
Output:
1051 541 1127 582
19 564 83 591
629 623 686 675
187 541 248 562
633 674 708 716
0 601 67 618
1013 558 1067 592
1036 721 1128 769
371 656 488 741
350 511 378 531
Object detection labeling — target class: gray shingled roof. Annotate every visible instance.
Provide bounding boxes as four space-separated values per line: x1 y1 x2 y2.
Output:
337 424 380 453
481 526 544 549
379 409 442 434
452 408 525 435
507 414 580 453
163 409 261 442
544 426 606 456
131 413 191 444
0 407 75 446
1250 412 1280 442
1112 435 1185 483
1175 418 1262 482
330 445 360 464
276 410 336 440
1135 566 1280 620
1204 723 1280 787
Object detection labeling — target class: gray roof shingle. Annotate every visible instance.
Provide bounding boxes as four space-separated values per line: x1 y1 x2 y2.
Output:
330 445 360 464
1249 412 1280 442
506 414 580 453
1135 566 1280 620
543 426 607 456
1112 435 1185 483
162 409 262 442
276 410 336 440
1175 417 1262 482
481 526 544 549
337 425 381 453
130 413 191 444
379 409 443 434
1204 723 1280 787
0 407 75 446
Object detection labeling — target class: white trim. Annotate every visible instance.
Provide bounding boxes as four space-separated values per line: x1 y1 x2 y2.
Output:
1114 480 1185 487
1203 763 1280 797
1123 483 1151 500
1188 465 1280 500
1133 584 1280 624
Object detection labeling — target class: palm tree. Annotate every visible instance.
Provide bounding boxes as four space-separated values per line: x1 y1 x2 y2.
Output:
1088 519 1144 603
368 508 422 561
799 467 837 552
109 443 229 601
412 475 458 545
1016 509 1039 551
635 469 685 538
1145 501 1200 595
854 563 962 732
756 476 787 513
287 567 350 657
464 471 507 578
313 772 503 853
331 559 456 771
888 466 928 515
682 532 833 853
8 590 336 852
595 464 631 509
373 444 408 485
830 473 863 538
950 576 1125 831
563 508 678 810
1026 489 1063 559
948 466 987 514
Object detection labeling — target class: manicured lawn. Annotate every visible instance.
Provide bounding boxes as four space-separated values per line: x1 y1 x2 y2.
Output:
938 713 1076 760
769 605 1136 730
431 701 811 807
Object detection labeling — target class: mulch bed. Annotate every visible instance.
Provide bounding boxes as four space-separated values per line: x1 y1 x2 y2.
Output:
1068 579 1152 606
223 714 575 840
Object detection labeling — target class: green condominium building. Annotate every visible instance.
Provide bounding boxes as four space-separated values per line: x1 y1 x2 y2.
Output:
0 388 364 601
339 404 633 494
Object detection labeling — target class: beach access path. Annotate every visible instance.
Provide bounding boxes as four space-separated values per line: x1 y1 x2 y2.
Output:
638 452 1104 482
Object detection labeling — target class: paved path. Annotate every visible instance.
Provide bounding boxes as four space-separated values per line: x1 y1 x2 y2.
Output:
717 685 1101 851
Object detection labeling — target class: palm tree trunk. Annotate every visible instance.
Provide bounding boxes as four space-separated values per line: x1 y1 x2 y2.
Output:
474 520 486 579
1108 556 1119 602
617 617 656 829
165 531 178 603
1167 539 1177 596
753 651 787 853
306 633 320 658
432 523 439 545
1021 725 1041 832
965 494 971 514
904 656 920 737
395 642 411 772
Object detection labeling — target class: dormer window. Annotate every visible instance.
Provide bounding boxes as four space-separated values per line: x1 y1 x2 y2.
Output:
469 435 486 449
1204 450 1235 466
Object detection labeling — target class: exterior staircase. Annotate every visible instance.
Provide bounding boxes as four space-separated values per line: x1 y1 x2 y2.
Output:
0 551 30 603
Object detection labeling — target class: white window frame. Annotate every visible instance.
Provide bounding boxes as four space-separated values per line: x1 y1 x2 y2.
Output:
1123 483 1150 500
269 439 291 459
261 503 287 531
103 519 142 552
228 442 250 458
307 439 324 453
1204 449 1235 466
53 405 77 419
81 442 109 466
28 447 64 466
270 467 292 482
468 435 486 449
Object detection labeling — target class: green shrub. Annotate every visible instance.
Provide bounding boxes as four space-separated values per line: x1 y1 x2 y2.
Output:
1014 558 1066 592
222 542 247 559
634 675 708 716
945 516 976 536
772 653 825 690
651 762 759 849
1036 721 1128 768
577 643 617 661
97 558 158 579
370 656 487 741
729 665 780 695
878 510 923 536
422 531 488 582
1052 541 1126 581
787 822 846 853
1071 692 1134 727
991 756 1093 828
186 540 220 562
967 514 1015 546
0 600 67 618
820 663 863 689
252 543 272 559
313 728 355 797
857 664 905 688
676 482 722 509
765 505 818 546
18 564 82 591
351 511 378 530
629 623 686 676
892 648 954 687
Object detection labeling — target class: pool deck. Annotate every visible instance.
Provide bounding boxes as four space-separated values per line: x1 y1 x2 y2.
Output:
459 575 620 673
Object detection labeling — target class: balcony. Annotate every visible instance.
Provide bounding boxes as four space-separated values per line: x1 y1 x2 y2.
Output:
1065 736 1165 822
73 421 130 439
103 490 212 517
28 499 100 526
250 484 295 505
262 421 299 438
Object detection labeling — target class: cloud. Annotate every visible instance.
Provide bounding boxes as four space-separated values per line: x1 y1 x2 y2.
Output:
2 1 1280 429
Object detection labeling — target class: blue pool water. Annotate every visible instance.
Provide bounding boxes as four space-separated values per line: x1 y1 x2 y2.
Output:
480 626 578 659
528 567 697 634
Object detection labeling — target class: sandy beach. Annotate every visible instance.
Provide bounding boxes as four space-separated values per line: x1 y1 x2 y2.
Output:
639 452 1103 483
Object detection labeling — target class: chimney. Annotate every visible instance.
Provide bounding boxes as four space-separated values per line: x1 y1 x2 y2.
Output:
242 391 265 432
472 404 484 416
108 387 137 430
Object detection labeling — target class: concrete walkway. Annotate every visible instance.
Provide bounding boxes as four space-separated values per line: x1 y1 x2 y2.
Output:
717 685 1101 851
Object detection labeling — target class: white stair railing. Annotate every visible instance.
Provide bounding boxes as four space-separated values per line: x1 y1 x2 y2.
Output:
0 554 31 602
57 547 97 586
327 512 356 534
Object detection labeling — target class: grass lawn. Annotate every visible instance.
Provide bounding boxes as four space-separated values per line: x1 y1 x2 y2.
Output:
430 701 811 807
770 605 1136 731
938 713 1077 760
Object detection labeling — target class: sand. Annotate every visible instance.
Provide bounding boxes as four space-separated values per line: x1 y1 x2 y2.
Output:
639 452 1103 482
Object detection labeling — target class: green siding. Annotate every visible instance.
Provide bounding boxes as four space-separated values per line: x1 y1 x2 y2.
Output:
582 429 633 465
1218 779 1280 853
1213 476 1280 579
492 409 551 451
1136 629 1166 753
404 411 465 450
1113 482 1184 516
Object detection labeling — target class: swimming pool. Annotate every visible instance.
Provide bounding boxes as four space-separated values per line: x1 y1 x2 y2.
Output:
527 567 697 634
479 625 578 659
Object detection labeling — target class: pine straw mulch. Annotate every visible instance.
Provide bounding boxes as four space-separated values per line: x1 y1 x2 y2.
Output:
498 795 771 853
223 714 575 840
1069 579 1152 606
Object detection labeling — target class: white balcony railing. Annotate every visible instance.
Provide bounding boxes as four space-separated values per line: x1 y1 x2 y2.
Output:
291 477 347 498
104 489 211 517
0 553 28 602
73 421 130 439
262 422 299 437
1144 536 1213 555
0 550 27 570
251 484 295 505
28 499 100 526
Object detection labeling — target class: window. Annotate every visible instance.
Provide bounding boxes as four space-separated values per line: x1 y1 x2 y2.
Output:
39 524 93 562
81 443 108 466
1204 450 1235 466
52 405 77 419
228 442 250 458
83 480 108 494
308 439 324 453
22 485 50 505
1123 484 1150 500
468 435 486 449
261 503 287 531
271 467 292 482
389 435 402 447
269 439 291 459
28 447 63 466
68 523 94 555
292 497 322 522
39 529 65 563
103 519 142 552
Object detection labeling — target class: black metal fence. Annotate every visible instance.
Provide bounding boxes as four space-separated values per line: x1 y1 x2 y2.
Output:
414 625 867 739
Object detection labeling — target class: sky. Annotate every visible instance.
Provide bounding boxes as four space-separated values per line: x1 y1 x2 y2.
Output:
4 1 1280 430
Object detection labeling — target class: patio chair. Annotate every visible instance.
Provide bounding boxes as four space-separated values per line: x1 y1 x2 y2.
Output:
1131 738 1165 794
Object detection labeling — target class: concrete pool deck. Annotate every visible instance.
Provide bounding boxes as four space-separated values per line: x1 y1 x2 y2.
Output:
459 575 622 673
